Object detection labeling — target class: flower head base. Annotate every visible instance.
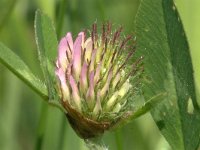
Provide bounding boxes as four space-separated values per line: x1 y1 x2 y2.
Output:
56 22 143 139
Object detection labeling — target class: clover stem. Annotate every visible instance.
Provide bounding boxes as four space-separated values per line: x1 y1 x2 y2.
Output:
84 137 108 150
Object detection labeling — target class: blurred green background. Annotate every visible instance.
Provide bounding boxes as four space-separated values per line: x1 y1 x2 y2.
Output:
0 0 199 150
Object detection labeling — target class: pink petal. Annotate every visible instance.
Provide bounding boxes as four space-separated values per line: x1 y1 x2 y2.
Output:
58 32 73 71
65 32 73 52
73 33 83 81
55 68 70 101
65 32 73 61
78 32 85 50
66 62 72 79
69 75 81 110
86 71 95 109
55 68 65 82
80 61 88 93
58 37 68 70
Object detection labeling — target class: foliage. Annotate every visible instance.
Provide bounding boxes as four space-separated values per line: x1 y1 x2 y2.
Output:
135 0 200 149
0 0 200 150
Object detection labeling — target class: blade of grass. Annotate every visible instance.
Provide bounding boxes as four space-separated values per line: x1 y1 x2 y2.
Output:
0 42 48 100
56 0 67 38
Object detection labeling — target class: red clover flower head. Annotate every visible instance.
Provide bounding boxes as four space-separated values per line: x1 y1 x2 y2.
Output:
55 22 143 139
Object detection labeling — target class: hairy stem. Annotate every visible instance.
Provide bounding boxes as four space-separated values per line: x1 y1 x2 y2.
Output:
84 137 108 150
